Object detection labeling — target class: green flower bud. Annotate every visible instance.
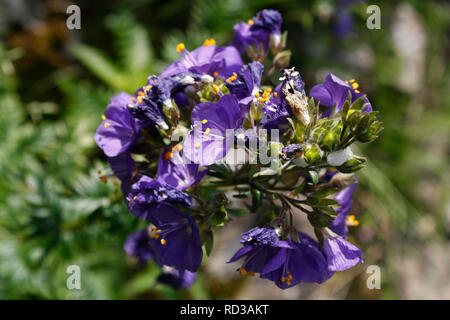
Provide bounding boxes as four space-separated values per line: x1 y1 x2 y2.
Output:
273 50 291 69
304 144 322 164
320 130 339 151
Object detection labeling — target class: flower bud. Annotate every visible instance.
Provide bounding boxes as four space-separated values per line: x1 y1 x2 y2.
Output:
304 144 322 164
273 50 291 69
329 172 356 189
320 130 339 151
270 31 287 54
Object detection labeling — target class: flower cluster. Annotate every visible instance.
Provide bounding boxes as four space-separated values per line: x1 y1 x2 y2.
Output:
95 9 382 290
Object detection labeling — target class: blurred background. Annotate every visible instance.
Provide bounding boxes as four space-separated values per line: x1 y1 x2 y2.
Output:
0 0 448 299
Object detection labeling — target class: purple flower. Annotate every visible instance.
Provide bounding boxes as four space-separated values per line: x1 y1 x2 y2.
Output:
108 152 136 198
128 72 214 129
260 233 334 289
124 228 154 264
280 144 303 161
260 68 306 129
95 92 141 157
183 94 243 166
309 73 372 118
225 61 263 114
160 44 243 79
227 227 292 275
323 236 363 271
157 145 208 191
128 176 192 221
157 267 197 289
147 203 203 272
124 227 199 288
232 9 282 54
321 170 358 237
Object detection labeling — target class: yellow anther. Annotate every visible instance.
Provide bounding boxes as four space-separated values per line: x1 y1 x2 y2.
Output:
226 72 238 83
203 38 216 46
274 92 278 98
204 127 210 135
247 271 255 277
176 43 185 53
346 215 360 227
306 96 309 101
255 92 260 98
350 79 356 84
137 91 144 97
101 115 106 120
100 176 108 184
171 144 183 152
258 97 266 103
354 89 360 93
286 281 292 286
160 239 166 245
213 84 220 93
133 196 137 200
202 119 208 124
248 19 254 25
287 274 293 281
130 97 136 102
164 151 173 160
239 267 247 275
266 88 272 93
213 71 219 78
104 122 110 128
195 143 201 148
352 82 359 90
262 91 269 98
280 277 286 282
345 80 349 84
152 232 160 239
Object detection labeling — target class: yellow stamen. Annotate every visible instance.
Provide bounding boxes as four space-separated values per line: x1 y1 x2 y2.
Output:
203 38 216 46
213 84 220 93
350 79 356 84
274 92 278 98
239 267 247 275
97 170 102 175
247 271 255 277
354 89 360 93
104 122 110 128
195 143 201 148
101 115 106 120
213 71 219 78
202 119 208 124
352 82 359 90
164 151 173 160
248 19 254 26
226 72 238 83
346 215 360 227
176 43 185 53
171 144 183 152
280 277 286 282
204 127 210 135
133 196 137 200
160 239 166 245
255 92 260 98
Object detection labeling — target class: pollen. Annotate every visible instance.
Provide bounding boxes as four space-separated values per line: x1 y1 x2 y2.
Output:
176 43 185 53
213 71 219 78
255 92 260 98
274 92 278 98
101 115 106 120
164 151 173 160
195 142 201 148
346 215 360 227
248 19 254 26
204 127 210 135
133 196 137 200
203 38 216 46
350 79 356 84
104 122 110 128
213 84 220 93
352 82 359 90
171 144 183 152
160 238 167 245
100 175 108 184
239 267 247 275
226 72 238 83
